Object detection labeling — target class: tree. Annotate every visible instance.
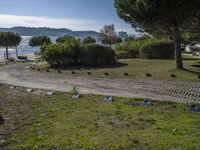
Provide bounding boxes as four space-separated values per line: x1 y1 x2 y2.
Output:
100 25 122 47
56 36 81 64
83 36 96 44
0 32 21 60
114 0 200 69
29 36 51 47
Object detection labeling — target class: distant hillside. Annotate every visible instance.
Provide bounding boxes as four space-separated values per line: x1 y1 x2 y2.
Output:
0 27 100 37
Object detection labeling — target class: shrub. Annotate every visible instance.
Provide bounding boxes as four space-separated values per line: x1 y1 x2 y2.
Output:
29 36 51 47
81 44 116 66
56 36 80 44
83 36 96 44
114 43 123 51
41 39 81 66
140 40 174 59
123 41 140 58
116 51 132 59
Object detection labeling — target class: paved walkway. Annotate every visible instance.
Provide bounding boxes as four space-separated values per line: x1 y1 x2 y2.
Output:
0 64 200 103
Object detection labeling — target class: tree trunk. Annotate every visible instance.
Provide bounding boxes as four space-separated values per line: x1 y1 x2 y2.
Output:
5 46 9 60
16 47 18 57
174 27 183 69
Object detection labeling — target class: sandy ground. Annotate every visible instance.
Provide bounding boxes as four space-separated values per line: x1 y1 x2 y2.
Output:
0 64 200 103
0 54 36 63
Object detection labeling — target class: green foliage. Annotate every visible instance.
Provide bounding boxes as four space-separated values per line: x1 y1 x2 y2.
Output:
41 38 81 66
83 36 96 45
56 35 80 44
116 51 132 59
100 24 121 47
114 0 200 36
0 32 21 47
140 40 174 59
81 44 116 66
115 36 155 58
41 38 116 66
29 36 51 47
70 86 78 95
0 32 21 59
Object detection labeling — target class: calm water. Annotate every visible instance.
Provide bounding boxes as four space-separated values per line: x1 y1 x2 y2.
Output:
0 36 102 57
0 36 58 57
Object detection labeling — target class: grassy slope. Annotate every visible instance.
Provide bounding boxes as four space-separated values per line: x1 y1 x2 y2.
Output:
35 54 200 81
0 84 200 149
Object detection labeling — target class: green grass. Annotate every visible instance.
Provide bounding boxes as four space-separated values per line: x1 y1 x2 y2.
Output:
34 54 200 81
1 84 200 149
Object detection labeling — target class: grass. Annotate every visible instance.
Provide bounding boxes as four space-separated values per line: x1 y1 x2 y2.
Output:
34 54 200 81
1 84 200 149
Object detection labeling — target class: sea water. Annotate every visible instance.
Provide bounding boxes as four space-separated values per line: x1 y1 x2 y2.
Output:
0 36 57 57
0 36 102 57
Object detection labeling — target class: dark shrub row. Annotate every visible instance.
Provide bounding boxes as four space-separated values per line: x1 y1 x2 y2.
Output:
115 37 174 59
140 40 174 59
41 39 116 67
81 44 116 66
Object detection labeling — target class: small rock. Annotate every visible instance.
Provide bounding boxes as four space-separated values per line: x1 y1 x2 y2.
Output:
0 115 4 125
197 75 200 79
189 104 200 112
142 99 153 106
104 96 113 102
0 139 5 145
47 90 54 96
72 92 81 99
9 86 16 89
72 71 76 74
58 70 62 73
26 88 33 93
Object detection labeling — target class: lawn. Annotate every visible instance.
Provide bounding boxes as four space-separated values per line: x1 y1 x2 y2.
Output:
34 54 200 81
1 84 200 149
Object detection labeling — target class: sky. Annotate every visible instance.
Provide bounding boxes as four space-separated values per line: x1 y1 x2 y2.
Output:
0 0 135 34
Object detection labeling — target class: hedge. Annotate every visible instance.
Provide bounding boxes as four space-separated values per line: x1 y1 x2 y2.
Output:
81 44 116 66
140 40 174 59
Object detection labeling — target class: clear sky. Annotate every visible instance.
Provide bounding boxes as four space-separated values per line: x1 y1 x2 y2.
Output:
0 0 135 33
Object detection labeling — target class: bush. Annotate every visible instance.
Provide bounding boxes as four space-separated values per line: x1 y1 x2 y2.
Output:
116 51 132 59
83 36 96 44
140 40 174 59
123 42 140 58
41 39 81 66
81 44 116 66
29 36 51 47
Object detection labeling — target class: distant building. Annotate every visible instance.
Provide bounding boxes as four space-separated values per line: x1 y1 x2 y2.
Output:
118 31 128 39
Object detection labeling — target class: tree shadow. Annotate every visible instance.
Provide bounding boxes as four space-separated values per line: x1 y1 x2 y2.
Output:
182 68 200 74
183 57 200 61
50 62 128 71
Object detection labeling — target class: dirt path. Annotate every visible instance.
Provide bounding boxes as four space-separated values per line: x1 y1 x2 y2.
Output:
0 64 200 103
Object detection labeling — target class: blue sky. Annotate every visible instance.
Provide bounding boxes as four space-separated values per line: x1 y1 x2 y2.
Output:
0 0 135 33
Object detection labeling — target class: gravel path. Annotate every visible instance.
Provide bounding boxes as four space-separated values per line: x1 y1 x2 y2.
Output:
0 64 200 103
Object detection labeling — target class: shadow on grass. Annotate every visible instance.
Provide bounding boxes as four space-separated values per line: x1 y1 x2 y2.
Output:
182 68 200 74
183 57 200 61
50 62 128 70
